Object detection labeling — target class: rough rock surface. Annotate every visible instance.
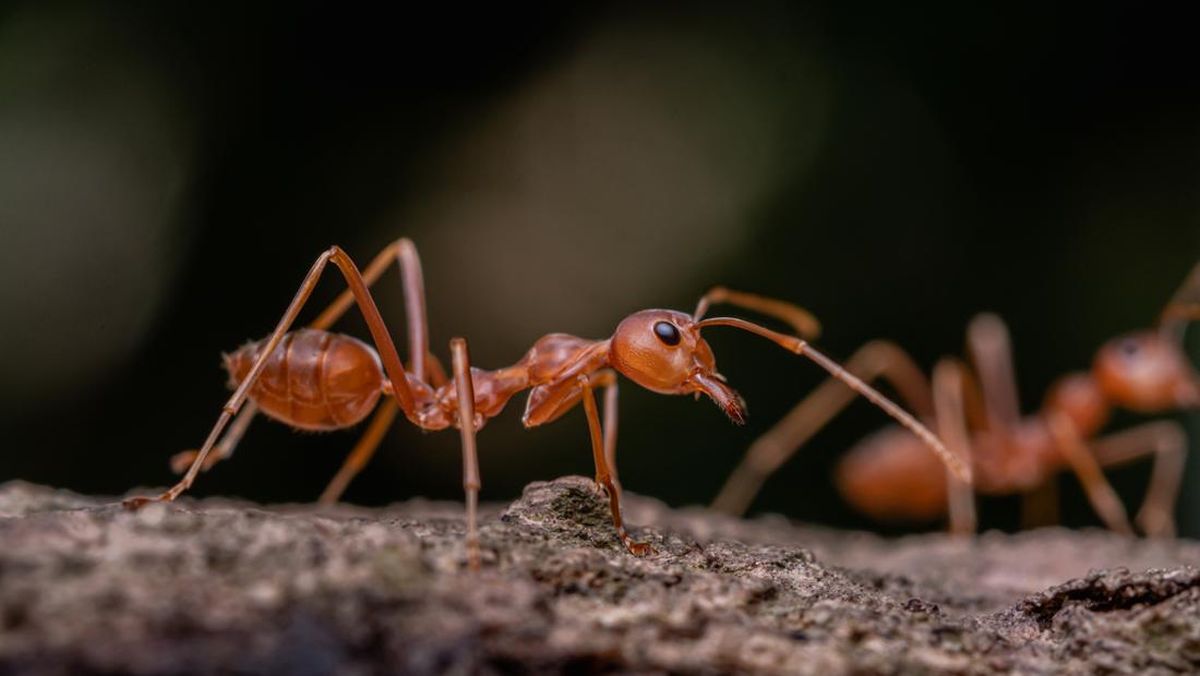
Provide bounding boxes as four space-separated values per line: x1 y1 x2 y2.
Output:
1 477 1198 674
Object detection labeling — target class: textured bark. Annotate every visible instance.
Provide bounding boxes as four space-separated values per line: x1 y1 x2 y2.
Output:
1 478 1198 674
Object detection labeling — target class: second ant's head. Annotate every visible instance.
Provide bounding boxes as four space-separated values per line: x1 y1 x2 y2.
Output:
609 309 747 424
1092 331 1200 412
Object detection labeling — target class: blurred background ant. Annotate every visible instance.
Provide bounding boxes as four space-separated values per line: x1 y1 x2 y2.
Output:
1 3 1198 535
713 263 1200 536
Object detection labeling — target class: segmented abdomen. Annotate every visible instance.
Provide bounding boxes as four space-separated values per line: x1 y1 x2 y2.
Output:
223 329 384 431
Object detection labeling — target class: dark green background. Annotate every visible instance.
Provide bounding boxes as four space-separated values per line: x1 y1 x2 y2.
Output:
2 2 1197 535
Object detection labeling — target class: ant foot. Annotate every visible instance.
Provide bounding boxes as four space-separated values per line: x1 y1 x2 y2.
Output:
121 492 174 511
592 477 610 498
1136 507 1176 538
466 544 482 572
122 495 157 510
624 538 654 556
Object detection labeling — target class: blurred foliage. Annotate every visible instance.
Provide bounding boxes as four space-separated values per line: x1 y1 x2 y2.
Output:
0 1 1197 535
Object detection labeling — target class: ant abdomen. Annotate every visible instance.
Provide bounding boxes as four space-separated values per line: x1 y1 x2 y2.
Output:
835 426 950 522
223 328 384 431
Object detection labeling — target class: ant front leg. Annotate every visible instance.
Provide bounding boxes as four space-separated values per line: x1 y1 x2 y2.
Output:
602 379 621 497
579 372 652 556
1046 413 1134 535
1091 420 1187 537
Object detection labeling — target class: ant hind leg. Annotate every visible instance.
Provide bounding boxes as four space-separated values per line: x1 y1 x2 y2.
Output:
124 246 419 509
318 399 401 506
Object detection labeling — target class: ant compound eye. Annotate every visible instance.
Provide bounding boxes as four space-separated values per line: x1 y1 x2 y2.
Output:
1118 339 1141 358
653 321 681 346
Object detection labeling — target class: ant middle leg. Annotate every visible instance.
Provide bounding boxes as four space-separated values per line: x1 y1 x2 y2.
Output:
602 379 621 496
579 371 651 555
711 340 933 516
1091 420 1187 537
450 337 483 570
124 246 420 508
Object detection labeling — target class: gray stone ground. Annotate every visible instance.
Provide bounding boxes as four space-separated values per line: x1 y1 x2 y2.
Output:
1 477 1198 675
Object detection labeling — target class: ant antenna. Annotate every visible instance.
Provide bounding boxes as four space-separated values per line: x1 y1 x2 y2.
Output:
1159 261 1200 342
696 316 973 483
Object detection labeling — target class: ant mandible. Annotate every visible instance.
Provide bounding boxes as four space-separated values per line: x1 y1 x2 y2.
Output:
123 239 970 566
712 262 1200 537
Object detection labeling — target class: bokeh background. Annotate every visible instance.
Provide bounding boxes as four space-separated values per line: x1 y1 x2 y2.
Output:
2 2 1198 535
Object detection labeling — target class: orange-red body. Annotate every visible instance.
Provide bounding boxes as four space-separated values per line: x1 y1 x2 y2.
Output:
124 240 968 563
225 313 746 438
836 329 1199 523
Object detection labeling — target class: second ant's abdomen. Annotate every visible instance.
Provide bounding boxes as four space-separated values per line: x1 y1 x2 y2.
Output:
835 426 950 522
224 329 384 431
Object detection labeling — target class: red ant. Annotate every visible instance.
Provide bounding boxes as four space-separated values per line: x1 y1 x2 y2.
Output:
122 239 969 566
712 263 1200 536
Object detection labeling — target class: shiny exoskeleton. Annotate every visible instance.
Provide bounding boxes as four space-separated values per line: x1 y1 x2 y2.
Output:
124 239 969 567
713 263 1200 537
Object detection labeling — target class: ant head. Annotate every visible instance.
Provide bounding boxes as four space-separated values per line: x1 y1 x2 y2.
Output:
609 309 746 424
1092 331 1200 412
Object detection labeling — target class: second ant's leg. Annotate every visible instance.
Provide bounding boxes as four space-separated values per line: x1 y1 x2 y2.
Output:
580 374 651 556
711 340 932 516
966 314 1022 435
317 399 401 506
1091 420 1187 537
1159 261 1200 339
451 338 482 570
932 358 977 535
1046 413 1134 535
